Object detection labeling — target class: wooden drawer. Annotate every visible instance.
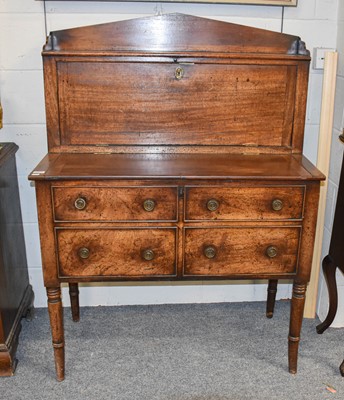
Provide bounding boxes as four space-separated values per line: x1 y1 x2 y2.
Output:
56 228 177 278
52 186 178 221
185 186 304 221
184 227 301 276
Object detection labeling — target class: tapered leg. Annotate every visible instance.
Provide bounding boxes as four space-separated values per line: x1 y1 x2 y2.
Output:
266 279 278 318
46 287 65 381
288 282 307 374
69 283 80 322
316 255 338 334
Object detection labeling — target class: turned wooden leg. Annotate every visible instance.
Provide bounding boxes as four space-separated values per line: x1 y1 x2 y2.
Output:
288 282 307 374
46 287 65 381
266 279 278 318
69 283 80 322
316 255 338 334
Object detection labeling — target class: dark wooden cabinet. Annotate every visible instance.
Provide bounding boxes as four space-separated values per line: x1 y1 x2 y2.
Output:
0 143 34 376
29 14 324 381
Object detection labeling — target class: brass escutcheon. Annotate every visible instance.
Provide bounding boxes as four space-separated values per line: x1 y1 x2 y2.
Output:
78 247 90 259
74 197 87 210
142 249 155 261
175 67 184 80
266 246 278 258
207 199 219 212
143 199 156 212
204 246 217 259
271 199 283 211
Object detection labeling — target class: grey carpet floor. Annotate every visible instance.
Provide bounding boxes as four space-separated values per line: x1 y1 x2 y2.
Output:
1 301 344 400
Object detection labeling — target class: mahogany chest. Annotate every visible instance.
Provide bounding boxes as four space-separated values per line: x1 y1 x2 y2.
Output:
29 14 324 381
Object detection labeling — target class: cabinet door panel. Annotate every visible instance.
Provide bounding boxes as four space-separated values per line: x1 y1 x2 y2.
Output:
57 61 296 148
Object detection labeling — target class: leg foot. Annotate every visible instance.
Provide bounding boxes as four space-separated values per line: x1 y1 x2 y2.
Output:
46 287 65 381
266 279 278 318
288 282 307 374
25 288 35 321
316 255 338 334
340 360 344 377
25 305 35 321
69 283 80 322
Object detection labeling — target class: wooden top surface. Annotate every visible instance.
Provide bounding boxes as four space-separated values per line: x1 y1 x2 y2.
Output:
29 153 324 181
43 13 309 58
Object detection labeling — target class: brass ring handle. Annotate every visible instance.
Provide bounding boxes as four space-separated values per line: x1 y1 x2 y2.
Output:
74 197 87 210
271 199 283 211
143 199 156 212
78 247 90 259
204 246 217 259
142 249 155 261
266 246 278 258
175 67 184 80
207 199 220 212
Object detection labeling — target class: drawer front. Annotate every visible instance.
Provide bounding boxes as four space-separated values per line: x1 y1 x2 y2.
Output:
52 186 178 221
185 186 304 221
56 228 177 277
184 227 300 276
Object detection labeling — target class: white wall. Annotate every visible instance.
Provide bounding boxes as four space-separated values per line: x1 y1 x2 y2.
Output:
0 0 339 307
317 0 344 327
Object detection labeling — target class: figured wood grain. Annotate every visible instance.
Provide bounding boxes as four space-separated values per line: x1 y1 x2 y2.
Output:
42 14 310 154
52 186 178 221
43 58 60 152
56 228 177 277
184 226 301 276
35 181 60 287
293 182 321 283
185 186 305 221
43 14 303 56
32 14 324 380
291 62 310 153
57 62 296 148
29 153 325 181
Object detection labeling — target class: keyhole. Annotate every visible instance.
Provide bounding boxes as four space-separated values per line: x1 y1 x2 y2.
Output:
175 67 184 80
